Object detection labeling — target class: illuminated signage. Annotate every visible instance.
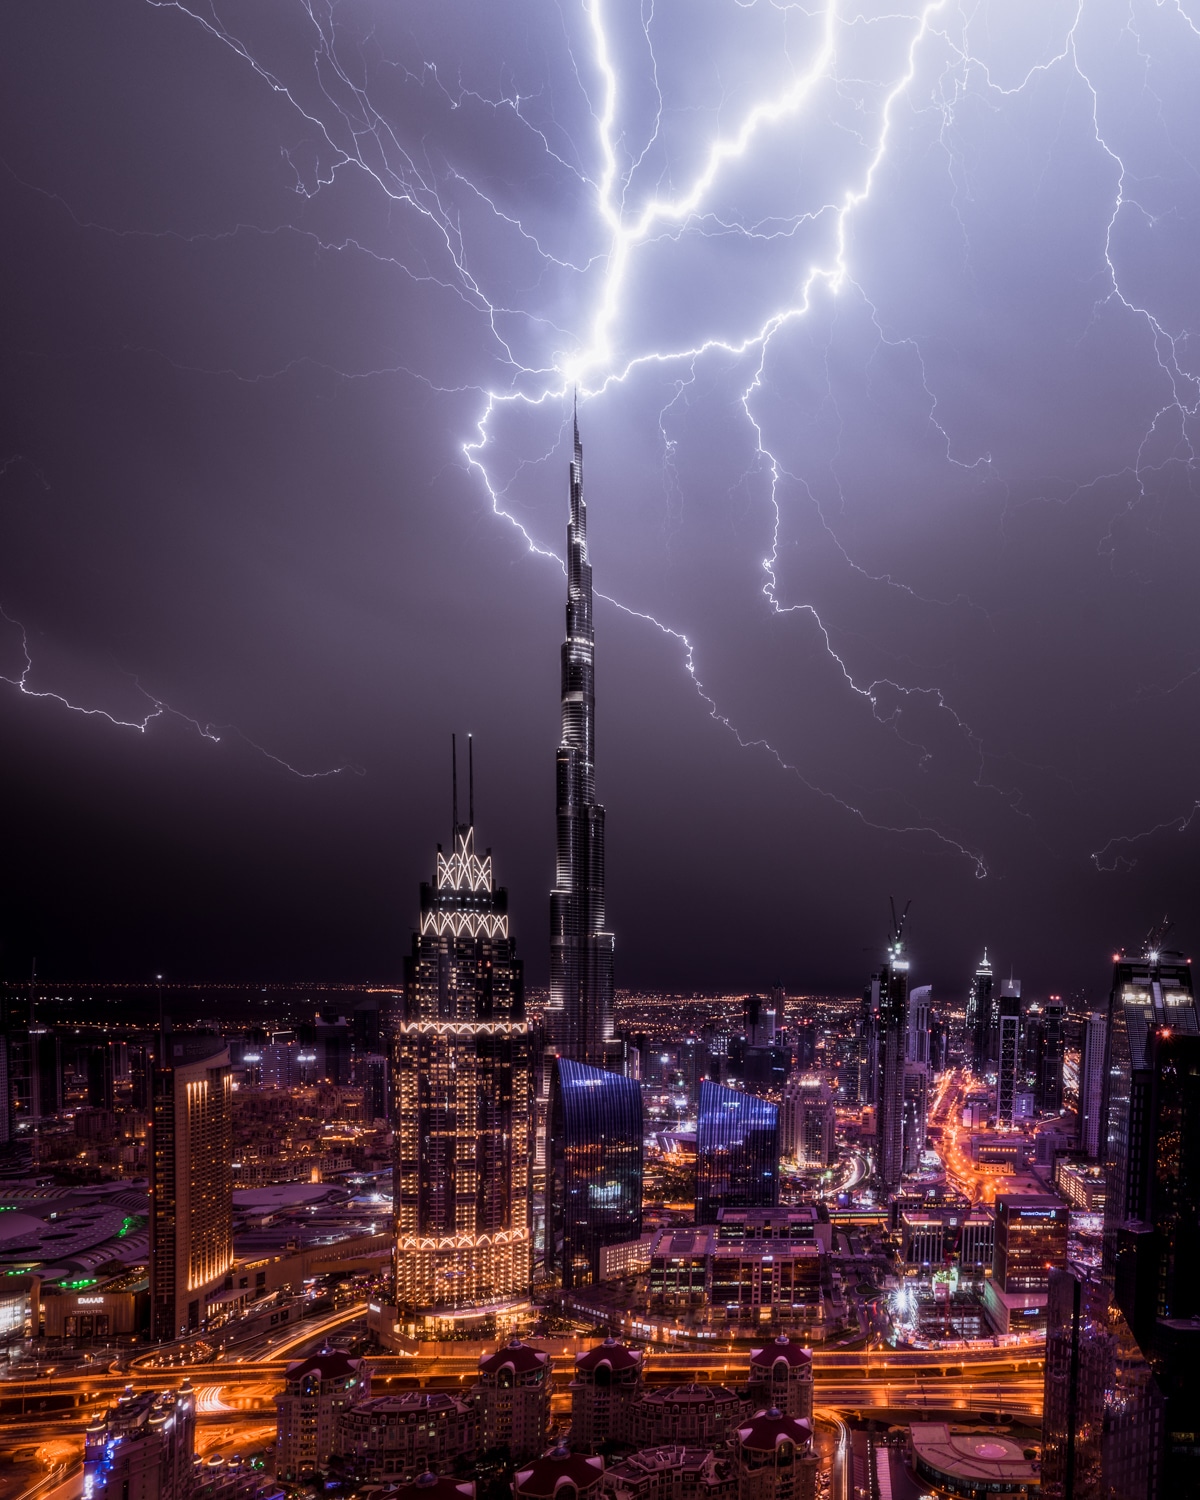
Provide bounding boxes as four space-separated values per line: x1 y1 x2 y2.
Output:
77 1296 106 1305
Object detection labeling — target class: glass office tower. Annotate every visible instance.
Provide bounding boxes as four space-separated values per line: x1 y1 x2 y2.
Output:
1103 949 1198 1281
695 1079 780 1224
1042 1266 1162 1500
393 744 533 1330
872 923 910 1194
996 981 1022 1125
547 1058 642 1287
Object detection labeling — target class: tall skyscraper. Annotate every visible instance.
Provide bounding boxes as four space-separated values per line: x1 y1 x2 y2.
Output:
547 1058 642 1287
1103 947 1198 1282
872 910 910 1195
1032 998 1066 1114
547 413 615 1068
902 1064 928 1173
903 982 931 1172
966 950 993 1078
393 746 533 1330
149 1034 233 1342
996 980 1021 1125
695 1080 780 1222
906 985 931 1064
781 1077 835 1169
1078 1010 1108 1160
1042 1266 1162 1500
1104 967 1200 1492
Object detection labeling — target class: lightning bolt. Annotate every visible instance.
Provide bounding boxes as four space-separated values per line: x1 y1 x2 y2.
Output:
12 0 1200 868
0 604 361 778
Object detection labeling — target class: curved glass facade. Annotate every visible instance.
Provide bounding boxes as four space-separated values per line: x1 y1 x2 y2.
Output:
695 1079 779 1224
548 1058 642 1287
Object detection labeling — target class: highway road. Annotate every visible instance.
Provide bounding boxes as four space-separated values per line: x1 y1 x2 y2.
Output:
0 1342 1044 1425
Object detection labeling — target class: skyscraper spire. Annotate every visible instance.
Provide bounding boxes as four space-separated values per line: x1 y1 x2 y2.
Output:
548 411 615 1064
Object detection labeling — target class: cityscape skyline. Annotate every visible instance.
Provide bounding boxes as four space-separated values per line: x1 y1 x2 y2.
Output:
4 6 1200 1495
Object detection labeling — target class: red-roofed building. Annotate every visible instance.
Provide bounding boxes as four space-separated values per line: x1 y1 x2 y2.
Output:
735 1410 817 1500
515 1445 605 1500
629 1385 750 1450
747 1337 813 1421
571 1339 645 1453
472 1339 553 1459
331 1392 477 1483
389 1475 476 1500
603 1445 735 1500
275 1350 370 1478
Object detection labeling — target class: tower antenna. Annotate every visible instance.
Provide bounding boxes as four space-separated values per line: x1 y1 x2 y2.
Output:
468 734 474 827
451 733 458 837
1144 914 1171 957
889 898 911 946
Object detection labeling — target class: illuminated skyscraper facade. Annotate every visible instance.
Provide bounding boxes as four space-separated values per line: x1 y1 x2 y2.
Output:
1078 1010 1107 1160
149 1035 233 1342
996 980 1021 1125
393 759 532 1328
547 1058 642 1287
695 1080 780 1223
547 415 616 1067
872 917 911 1195
966 950 993 1077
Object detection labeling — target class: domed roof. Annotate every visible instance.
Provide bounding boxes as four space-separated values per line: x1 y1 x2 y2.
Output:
749 1334 813 1370
575 1337 641 1373
393 1476 477 1500
515 1446 604 1497
479 1339 550 1376
282 1349 363 1384
737 1410 814 1452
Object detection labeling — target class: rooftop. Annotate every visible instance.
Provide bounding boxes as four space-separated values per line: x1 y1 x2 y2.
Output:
515 1446 604 1497
737 1409 813 1452
478 1339 550 1376
749 1335 812 1369
575 1337 642 1374
282 1350 364 1385
909 1423 1038 1485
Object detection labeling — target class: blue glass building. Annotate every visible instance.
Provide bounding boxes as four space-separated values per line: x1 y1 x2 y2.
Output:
695 1079 779 1224
547 1058 643 1288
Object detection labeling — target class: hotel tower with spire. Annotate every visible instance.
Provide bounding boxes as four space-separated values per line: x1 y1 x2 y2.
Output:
392 737 533 1332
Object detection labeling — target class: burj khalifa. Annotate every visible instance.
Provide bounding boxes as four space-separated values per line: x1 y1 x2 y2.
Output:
547 411 616 1066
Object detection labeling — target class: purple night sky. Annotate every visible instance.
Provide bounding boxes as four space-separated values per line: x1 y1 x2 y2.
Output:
3 1 1200 995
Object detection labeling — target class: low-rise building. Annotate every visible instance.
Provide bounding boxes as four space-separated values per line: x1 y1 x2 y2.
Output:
472 1339 551 1460
571 1338 646 1452
1053 1159 1106 1211
709 1243 821 1320
604 1445 736 1500
515 1446 605 1500
390 1478 476 1500
601 1234 656 1281
735 1410 818 1500
900 1214 946 1268
907 1423 1038 1498
957 1212 994 1273
275 1351 370 1478
747 1337 812 1421
332 1393 477 1483
630 1385 750 1450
